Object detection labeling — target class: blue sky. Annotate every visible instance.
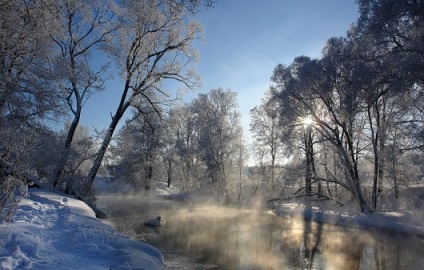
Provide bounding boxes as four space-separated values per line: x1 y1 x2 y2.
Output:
81 0 359 141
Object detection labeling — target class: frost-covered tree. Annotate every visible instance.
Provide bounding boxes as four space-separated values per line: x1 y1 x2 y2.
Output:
110 109 163 191
47 0 118 190
160 114 176 188
160 108 190 189
86 0 206 195
357 0 424 201
271 54 371 212
0 0 58 123
250 91 285 191
168 105 199 189
191 88 244 200
58 123 97 195
0 0 60 221
269 0 424 212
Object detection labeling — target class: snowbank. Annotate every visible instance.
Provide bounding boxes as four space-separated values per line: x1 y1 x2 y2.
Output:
0 189 165 270
274 203 424 236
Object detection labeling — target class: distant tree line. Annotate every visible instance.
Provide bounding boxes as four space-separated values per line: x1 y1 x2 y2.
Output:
109 88 246 203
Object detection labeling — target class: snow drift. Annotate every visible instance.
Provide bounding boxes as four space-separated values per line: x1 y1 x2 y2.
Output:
0 189 165 270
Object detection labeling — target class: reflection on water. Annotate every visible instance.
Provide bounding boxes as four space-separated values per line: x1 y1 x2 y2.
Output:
98 194 424 270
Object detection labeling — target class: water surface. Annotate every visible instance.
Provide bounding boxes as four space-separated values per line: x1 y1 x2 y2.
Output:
98 194 424 269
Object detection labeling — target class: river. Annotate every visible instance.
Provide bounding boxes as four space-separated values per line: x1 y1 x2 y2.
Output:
97 193 424 270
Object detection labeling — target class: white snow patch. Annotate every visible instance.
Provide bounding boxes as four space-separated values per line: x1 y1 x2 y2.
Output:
274 204 424 236
0 189 165 270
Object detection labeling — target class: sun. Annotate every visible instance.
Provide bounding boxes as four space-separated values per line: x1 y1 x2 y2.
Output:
303 115 313 126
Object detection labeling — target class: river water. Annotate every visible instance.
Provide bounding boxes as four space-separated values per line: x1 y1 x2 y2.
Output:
97 193 424 270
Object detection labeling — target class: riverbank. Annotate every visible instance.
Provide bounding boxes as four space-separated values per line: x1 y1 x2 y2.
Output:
273 203 424 237
150 181 424 238
269 185 424 237
0 188 165 270
2 182 422 270
99 183 424 269
150 181 424 236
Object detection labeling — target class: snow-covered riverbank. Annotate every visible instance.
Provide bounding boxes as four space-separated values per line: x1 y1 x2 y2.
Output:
271 185 424 237
0 188 165 270
2 183 424 270
274 203 424 236
100 183 424 270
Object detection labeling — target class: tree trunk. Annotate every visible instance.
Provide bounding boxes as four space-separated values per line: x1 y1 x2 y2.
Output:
51 51 83 189
238 136 243 202
86 78 133 193
144 152 153 190
51 113 80 188
167 159 172 188
370 95 387 210
371 138 379 210
271 153 275 190
304 125 313 197
377 97 387 200
144 165 152 190
86 106 125 192
392 155 399 199
271 131 276 189
368 104 379 210
310 136 319 197
86 119 118 190
338 132 370 213
323 145 333 198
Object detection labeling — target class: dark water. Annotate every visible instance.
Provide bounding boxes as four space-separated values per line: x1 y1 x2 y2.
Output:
98 194 424 270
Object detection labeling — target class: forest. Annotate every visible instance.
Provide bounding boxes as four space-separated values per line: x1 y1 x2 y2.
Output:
1 0 423 226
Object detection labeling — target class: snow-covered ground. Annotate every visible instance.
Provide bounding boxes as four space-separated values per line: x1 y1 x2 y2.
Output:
273 203 424 236
270 184 424 237
0 188 165 270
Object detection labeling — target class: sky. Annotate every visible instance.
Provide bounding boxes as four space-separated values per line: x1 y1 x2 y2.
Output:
80 0 359 142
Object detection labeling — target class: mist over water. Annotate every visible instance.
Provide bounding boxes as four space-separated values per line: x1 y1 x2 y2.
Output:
98 193 424 269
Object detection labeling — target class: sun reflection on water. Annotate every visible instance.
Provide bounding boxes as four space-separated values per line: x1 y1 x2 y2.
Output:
99 195 424 270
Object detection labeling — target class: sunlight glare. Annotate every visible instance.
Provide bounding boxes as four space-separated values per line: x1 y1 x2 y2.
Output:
303 115 313 126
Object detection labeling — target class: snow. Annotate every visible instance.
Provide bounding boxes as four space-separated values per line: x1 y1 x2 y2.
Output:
273 202 424 236
0 189 165 270
153 181 424 238
2 181 424 270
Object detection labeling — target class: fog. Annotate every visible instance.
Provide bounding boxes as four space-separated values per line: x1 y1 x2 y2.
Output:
97 192 424 269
